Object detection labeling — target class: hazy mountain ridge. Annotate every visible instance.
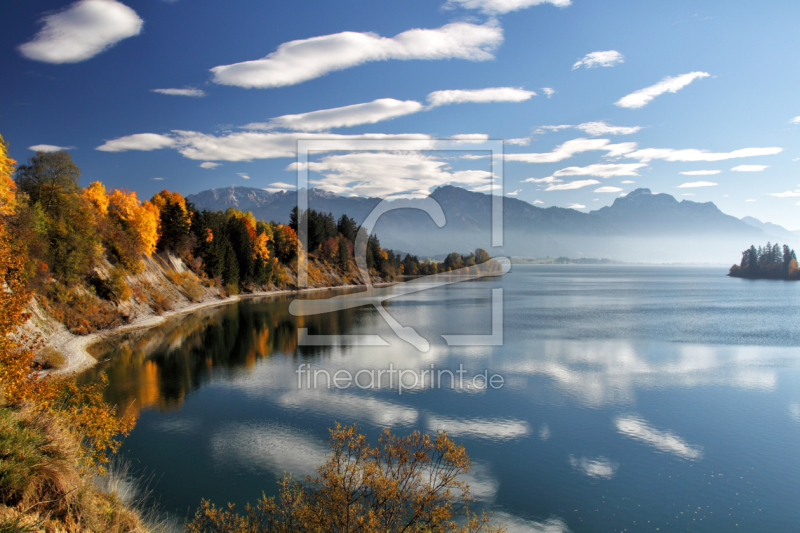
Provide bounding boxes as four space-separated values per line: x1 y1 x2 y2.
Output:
186 185 795 263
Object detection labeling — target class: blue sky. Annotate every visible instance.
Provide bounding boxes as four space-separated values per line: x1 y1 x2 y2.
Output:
2 0 799 228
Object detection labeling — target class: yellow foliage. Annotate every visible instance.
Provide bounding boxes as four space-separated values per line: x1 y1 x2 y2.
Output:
83 181 109 215
0 133 17 216
253 230 270 260
107 189 160 256
187 424 504 533
151 188 191 225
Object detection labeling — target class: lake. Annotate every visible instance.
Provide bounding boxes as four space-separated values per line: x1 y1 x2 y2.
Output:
84 265 800 532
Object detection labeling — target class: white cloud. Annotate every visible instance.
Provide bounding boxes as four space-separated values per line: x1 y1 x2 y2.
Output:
19 0 143 64
150 177 165 181
575 121 641 136
533 199 544 205
443 0 571 15
152 88 206 97
595 186 622 193
294 151 493 197
550 163 646 179
427 87 535 107
680 170 720 175
96 133 177 152
507 189 521 196
244 99 423 132
566 203 586 209
523 176 561 184
731 164 769 172
621 180 635 184
746 199 757 202
459 154 490 159
448 133 490 143
767 190 800 197
199 162 220 169
492 512 570 533
615 72 710 109
96 131 437 160
615 416 702 460
546 179 600 191
211 22 503 88
505 138 636 163
682 193 695 196
237 173 250 179
28 144 74 152
677 181 717 188
569 455 617 479
427 416 530 440
505 137 531 146
626 146 782 162
791 116 800 124
573 50 624 70
542 87 555 98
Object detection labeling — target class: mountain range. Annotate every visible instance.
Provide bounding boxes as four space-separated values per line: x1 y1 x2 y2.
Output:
186 186 798 264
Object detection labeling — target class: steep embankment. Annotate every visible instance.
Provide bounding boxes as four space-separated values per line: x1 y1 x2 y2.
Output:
24 253 384 376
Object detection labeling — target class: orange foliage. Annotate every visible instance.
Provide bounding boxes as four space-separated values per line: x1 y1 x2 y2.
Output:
187 424 503 533
107 188 160 256
0 134 17 216
253 231 270 260
205 228 214 242
151 189 191 225
83 181 109 215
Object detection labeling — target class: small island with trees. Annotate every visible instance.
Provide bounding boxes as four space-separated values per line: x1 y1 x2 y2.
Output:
729 242 799 280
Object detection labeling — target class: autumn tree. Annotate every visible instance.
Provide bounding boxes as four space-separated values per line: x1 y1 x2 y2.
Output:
152 189 192 253
108 188 160 257
0 134 17 216
187 424 504 533
15 151 81 215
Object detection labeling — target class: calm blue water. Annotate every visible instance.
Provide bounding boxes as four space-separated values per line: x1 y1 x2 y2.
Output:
85 266 800 532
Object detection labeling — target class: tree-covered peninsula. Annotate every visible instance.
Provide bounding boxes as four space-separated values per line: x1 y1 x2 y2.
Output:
729 242 799 280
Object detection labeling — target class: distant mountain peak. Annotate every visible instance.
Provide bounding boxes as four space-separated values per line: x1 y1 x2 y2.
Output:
627 188 652 197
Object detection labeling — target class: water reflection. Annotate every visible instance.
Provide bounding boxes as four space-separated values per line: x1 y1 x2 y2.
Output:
568 455 617 480
614 416 703 460
426 415 531 441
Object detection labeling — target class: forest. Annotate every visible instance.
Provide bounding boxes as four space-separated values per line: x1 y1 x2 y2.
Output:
729 242 799 280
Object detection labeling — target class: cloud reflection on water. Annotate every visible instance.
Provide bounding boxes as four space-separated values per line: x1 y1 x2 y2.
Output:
614 415 703 460
427 415 531 441
568 455 617 479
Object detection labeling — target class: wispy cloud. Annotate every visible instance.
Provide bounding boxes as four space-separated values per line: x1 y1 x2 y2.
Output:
678 181 717 188
96 133 177 152
573 50 624 70
96 131 437 160
150 177 165 181
791 116 800 124
243 99 423 131
576 121 641 136
680 170 720 175
533 199 544 205
506 138 636 163
595 186 622 193
566 203 586 209
152 88 206 97
626 146 782 162
746 199 757 202
19 0 143 64
615 416 702 460
621 180 635 184
237 173 250 180
506 189 521 196
28 144 74 152
615 72 710 109
505 137 531 146
427 87 535 107
537 121 641 136
767 190 800 197
199 162 220 169
443 0 571 15
541 87 555 98
731 164 769 172
523 163 645 184
546 179 600 191
211 22 502 88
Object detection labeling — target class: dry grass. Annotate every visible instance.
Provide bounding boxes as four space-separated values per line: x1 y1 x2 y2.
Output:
0 406 151 533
